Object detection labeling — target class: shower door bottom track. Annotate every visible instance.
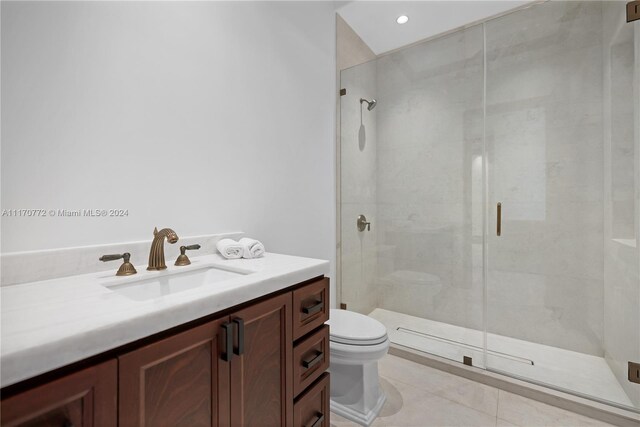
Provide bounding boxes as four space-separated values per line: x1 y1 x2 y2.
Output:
397 326 535 365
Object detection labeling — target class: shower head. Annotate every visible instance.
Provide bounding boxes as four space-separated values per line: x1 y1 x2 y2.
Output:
360 98 377 111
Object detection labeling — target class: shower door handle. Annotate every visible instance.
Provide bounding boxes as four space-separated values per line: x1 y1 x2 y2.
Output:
497 202 502 237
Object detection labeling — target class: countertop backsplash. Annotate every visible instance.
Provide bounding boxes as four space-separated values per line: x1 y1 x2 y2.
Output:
1 231 244 287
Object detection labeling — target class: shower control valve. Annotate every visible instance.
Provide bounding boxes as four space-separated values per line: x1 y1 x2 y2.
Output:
357 214 371 232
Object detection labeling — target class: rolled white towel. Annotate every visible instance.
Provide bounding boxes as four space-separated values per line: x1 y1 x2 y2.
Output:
216 238 243 259
239 237 265 259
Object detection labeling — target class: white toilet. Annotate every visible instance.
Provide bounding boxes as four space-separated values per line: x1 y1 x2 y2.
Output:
327 309 390 426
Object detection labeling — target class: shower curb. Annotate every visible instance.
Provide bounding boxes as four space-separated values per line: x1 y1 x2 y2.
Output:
389 344 640 427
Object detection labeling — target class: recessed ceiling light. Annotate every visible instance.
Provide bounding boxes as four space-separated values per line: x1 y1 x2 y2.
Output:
396 15 409 24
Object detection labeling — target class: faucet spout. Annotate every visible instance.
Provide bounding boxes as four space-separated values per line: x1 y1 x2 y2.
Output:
147 227 179 270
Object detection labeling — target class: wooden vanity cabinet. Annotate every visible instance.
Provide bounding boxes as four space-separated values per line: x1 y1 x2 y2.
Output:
118 316 231 427
118 293 293 427
0 360 117 427
229 292 293 427
1 276 330 427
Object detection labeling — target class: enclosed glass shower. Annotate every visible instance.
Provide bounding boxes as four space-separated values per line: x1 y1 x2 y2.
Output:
338 1 640 412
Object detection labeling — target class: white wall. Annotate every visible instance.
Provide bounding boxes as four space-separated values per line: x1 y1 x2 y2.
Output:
1 1 336 285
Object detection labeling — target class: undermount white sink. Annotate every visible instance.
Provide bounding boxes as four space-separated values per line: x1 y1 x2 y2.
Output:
102 264 252 301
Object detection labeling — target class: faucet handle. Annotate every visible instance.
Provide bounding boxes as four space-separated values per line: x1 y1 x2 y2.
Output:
99 253 126 262
99 252 137 276
175 244 200 266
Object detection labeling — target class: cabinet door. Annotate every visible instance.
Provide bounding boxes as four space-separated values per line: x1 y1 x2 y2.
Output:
1 359 117 427
119 317 231 427
293 373 330 427
230 293 293 427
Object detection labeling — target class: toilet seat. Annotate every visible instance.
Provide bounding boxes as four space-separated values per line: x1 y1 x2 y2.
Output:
328 309 388 346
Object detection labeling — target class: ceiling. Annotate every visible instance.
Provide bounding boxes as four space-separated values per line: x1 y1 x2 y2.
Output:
337 1 531 55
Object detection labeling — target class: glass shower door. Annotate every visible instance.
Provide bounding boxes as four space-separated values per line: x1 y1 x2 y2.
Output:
339 24 487 368
485 1 639 410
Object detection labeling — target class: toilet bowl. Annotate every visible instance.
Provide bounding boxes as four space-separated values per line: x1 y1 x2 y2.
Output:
327 309 389 426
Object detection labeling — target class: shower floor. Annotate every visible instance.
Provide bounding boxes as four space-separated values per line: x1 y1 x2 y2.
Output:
369 308 635 409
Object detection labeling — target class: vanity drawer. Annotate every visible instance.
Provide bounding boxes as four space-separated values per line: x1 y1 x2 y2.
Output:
293 277 329 340
293 373 330 427
293 324 330 397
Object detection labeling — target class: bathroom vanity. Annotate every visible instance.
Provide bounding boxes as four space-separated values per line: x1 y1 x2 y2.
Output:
0 253 330 427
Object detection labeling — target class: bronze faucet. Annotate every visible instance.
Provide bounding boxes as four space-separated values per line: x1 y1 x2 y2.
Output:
147 227 179 271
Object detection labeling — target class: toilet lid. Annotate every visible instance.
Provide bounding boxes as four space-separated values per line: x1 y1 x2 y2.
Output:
327 309 388 345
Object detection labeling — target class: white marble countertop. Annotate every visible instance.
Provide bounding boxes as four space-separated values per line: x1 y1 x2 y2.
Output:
1 252 329 387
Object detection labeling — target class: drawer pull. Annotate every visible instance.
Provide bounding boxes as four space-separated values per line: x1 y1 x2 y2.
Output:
302 351 324 369
233 318 244 356
222 322 233 362
306 412 325 427
63 421 75 427
302 300 324 315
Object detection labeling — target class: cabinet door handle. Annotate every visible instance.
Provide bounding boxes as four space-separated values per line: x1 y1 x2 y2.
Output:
233 318 244 356
497 202 502 237
302 351 324 369
302 300 323 315
63 421 75 427
306 412 325 427
222 322 233 362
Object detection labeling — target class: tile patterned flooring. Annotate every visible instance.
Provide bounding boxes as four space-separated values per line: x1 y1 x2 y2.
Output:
331 355 615 427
